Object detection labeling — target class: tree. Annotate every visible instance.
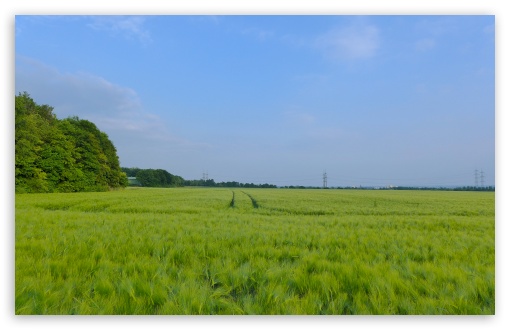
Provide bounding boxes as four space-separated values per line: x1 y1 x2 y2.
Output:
125 168 184 187
15 92 128 193
15 93 51 192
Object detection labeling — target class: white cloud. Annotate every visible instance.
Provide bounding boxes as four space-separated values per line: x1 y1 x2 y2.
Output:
86 16 152 45
315 23 380 61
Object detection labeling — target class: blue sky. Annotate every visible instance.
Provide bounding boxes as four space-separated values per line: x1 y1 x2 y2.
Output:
15 15 495 187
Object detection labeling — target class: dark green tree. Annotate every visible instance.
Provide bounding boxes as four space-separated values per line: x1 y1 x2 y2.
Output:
132 168 184 187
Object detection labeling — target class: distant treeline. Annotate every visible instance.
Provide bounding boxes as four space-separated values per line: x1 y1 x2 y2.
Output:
122 166 495 191
122 167 277 188
185 179 277 188
388 186 495 192
122 167 184 187
15 92 128 193
280 185 495 191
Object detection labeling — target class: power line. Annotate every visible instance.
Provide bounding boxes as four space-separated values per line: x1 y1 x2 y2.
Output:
207 170 482 187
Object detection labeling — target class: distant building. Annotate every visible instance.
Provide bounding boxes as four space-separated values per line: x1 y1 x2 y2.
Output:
127 177 141 186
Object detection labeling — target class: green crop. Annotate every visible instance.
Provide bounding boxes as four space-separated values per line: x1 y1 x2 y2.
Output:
15 188 495 314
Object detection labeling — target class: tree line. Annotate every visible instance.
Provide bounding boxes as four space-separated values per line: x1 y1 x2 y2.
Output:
184 179 277 188
389 186 495 192
15 92 128 193
122 167 185 187
280 185 495 191
122 167 276 188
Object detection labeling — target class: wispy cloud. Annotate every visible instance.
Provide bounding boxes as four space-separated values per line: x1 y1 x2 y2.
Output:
86 16 152 45
483 23 495 34
414 38 436 52
483 23 495 43
16 56 143 119
284 110 316 126
241 27 275 42
315 22 381 61
414 17 459 36
15 56 207 153
190 15 222 25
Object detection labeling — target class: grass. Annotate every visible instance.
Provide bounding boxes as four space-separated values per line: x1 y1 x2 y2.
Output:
15 187 495 314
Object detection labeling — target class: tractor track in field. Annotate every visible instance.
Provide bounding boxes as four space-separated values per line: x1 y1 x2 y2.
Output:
229 191 236 208
241 191 259 209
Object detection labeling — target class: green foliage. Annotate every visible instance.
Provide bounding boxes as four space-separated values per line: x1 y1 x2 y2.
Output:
15 92 128 193
16 189 495 314
184 179 277 188
122 168 184 187
121 167 141 177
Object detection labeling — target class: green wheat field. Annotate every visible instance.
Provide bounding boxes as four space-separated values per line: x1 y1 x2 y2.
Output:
15 188 495 315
